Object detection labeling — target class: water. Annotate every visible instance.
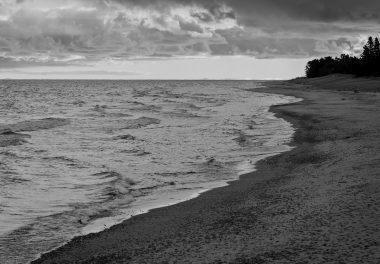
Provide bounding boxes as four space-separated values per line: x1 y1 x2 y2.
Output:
0 80 299 263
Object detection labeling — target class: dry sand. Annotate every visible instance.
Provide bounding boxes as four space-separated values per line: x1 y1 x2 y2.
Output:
32 75 380 264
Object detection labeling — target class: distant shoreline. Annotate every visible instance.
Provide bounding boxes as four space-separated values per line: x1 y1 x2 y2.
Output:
33 74 380 264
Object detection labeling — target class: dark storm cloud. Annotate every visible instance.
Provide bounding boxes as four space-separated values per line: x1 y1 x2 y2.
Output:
0 0 379 68
218 0 380 26
112 0 380 57
114 0 380 23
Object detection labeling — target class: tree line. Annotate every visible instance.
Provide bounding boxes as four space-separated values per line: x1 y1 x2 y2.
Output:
306 36 380 78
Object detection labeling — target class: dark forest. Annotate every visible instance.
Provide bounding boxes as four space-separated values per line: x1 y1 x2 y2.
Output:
306 36 380 78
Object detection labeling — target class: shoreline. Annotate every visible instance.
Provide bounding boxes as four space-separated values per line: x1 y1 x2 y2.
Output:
0 81 296 264
77 89 299 237
33 75 379 264
27 86 299 263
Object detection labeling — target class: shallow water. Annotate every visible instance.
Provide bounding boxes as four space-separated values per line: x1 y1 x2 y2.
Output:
0 80 299 263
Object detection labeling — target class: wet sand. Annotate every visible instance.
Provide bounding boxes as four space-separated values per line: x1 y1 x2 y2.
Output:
32 75 380 264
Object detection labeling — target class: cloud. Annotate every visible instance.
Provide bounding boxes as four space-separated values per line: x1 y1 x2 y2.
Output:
0 0 238 64
179 20 204 33
0 0 379 68
113 0 380 23
230 0 380 23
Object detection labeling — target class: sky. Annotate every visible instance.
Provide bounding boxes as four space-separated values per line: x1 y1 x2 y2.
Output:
0 0 379 79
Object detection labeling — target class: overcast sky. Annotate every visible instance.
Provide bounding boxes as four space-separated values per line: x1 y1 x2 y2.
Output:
0 0 379 79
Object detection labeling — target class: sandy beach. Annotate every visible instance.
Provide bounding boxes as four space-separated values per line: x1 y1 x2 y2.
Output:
32 75 380 264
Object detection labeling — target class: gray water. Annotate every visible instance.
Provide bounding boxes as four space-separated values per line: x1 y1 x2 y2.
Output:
0 80 299 263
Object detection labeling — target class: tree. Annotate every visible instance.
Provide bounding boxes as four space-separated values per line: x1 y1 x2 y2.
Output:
361 36 379 75
374 37 380 58
305 35 380 78
374 37 380 75
368 36 374 56
361 40 371 61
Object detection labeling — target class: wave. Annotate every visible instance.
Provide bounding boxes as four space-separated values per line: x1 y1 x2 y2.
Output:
162 109 201 118
119 149 151 156
233 131 249 147
0 174 30 185
0 134 29 147
127 101 162 112
112 134 136 141
154 171 197 178
120 116 160 130
40 156 87 169
0 150 31 160
41 156 78 163
72 100 86 107
161 100 201 110
0 118 69 147
92 170 137 195
89 105 132 118
0 118 70 133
